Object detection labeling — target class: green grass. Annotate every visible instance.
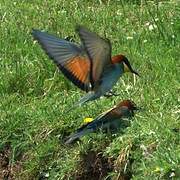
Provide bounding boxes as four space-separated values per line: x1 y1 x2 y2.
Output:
0 0 179 179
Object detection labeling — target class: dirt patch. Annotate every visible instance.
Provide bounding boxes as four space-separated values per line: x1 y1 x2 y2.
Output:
0 143 23 180
73 149 134 180
74 150 114 180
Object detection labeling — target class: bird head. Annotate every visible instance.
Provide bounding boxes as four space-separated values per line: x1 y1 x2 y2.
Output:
112 54 139 76
116 99 138 117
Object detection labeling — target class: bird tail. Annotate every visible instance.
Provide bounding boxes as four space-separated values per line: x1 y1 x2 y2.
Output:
65 92 98 113
64 129 91 144
76 92 98 106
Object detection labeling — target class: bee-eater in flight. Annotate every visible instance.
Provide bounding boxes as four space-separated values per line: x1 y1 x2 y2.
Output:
32 26 139 107
65 100 138 144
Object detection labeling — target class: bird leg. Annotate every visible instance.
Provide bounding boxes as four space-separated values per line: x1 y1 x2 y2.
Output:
104 90 120 97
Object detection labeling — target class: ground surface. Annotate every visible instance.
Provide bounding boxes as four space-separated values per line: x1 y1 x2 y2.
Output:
0 0 179 179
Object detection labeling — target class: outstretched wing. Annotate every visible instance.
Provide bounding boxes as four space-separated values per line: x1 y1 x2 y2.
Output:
32 29 91 92
76 26 112 88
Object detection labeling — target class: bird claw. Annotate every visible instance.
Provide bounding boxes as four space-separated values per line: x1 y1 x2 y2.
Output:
104 90 120 98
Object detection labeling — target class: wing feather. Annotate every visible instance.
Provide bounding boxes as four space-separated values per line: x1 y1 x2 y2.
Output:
32 29 91 91
76 26 112 88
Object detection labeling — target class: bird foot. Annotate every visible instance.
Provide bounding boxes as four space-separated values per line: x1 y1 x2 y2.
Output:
104 90 120 98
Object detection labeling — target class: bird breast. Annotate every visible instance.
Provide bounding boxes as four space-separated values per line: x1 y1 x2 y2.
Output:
96 63 123 95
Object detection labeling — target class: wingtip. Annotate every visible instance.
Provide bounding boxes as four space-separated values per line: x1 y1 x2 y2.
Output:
31 28 41 38
75 24 82 33
75 25 89 33
31 29 49 42
31 28 35 35
31 29 47 37
75 24 80 29
31 28 38 34
64 137 80 145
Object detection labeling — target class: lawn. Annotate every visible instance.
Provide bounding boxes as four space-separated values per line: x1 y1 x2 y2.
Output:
0 0 179 179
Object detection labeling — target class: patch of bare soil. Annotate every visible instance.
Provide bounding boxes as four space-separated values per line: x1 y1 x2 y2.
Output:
74 150 114 180
0 143 23 180
72 146 135 180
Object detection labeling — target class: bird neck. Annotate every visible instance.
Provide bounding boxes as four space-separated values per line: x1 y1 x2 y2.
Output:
114 62 125 73
112 55 124 64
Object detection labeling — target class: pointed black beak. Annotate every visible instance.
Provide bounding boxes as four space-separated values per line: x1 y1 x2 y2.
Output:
132 70 140 77
122 57 140 77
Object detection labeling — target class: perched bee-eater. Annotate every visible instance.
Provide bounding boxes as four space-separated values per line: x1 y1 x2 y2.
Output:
65 100 138 144
32 26 139 107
